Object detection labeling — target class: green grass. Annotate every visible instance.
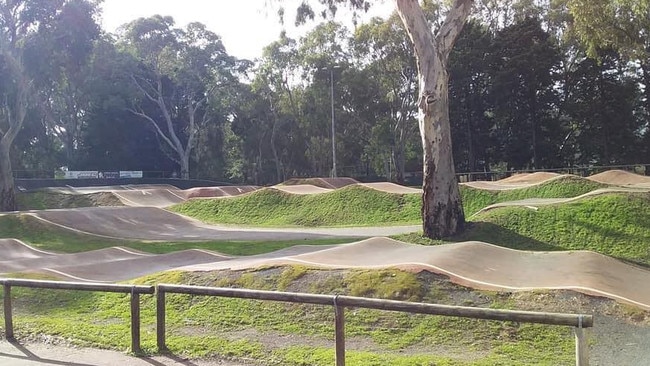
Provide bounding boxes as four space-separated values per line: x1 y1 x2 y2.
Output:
460 175 607 217
0 270 576 365
170 186 422 227
0 214 353 255
170 176 606 227
397 192 650 266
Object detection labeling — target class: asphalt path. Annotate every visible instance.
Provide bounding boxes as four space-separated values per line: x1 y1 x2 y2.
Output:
0 340 248 366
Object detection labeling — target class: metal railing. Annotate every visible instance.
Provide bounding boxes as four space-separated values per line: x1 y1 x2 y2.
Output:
156 284 594 366
0 278 155 354
0 278 594 364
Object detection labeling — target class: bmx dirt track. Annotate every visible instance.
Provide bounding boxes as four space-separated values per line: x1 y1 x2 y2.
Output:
2 237 650 310
6 175 650 310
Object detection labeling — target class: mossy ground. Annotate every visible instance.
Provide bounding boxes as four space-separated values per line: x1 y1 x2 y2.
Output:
0 269 579 365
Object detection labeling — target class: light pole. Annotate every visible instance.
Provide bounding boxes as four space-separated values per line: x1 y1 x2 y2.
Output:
329 67 337 178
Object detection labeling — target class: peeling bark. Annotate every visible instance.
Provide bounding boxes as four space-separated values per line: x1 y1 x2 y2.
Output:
0 50 28 212
0 144 16 212
395 0 473 238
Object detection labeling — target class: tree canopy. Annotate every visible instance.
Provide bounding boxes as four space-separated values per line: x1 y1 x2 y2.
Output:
0 0 648 220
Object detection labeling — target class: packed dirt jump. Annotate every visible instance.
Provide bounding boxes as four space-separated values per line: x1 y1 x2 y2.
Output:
462 172 565 190
586 169 650 187
464 169 650 191
27 207 368 241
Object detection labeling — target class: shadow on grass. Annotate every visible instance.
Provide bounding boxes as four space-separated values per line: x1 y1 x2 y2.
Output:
395 222 557 251
399 221 650 270
450 222 559 251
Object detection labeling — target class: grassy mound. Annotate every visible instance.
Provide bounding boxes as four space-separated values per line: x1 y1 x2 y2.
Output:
170 185 422 227
460 175 607 217
0 214 352 254
400 192 650 266
16 191 123 210
0 269 580 365
173 176 606 228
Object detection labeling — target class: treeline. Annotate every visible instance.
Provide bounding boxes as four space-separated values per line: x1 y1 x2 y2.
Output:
3 1 650 187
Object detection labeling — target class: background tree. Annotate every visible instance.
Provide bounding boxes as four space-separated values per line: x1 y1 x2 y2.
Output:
448 20 494 173
26 0 101 168
567 0 650 160
0 0 79 211
488 17 562 169
120 16 237 179
353 14 420 183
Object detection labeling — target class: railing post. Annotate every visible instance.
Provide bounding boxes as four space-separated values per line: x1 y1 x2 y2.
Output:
130 290 141 354
334 295 345 366
157 287 166 351
575 321 589 366
3 283 13 339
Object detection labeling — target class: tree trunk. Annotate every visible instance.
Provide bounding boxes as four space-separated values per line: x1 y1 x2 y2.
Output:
396 0 471 238
180 152 190 180
271 119 283 183
0 143 16 212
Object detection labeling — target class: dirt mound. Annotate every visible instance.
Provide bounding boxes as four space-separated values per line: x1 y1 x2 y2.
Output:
587 169 650 186
0 247 149 274
357 182 422 194
282 177 358 189
461 181 535 190
49 249 230 282
113 189 186 207
272 184 333 195
184 186 259 199
18 191 124 210
463 173 575 191
0 239 55 260
180 237 650 310
498 172 561 184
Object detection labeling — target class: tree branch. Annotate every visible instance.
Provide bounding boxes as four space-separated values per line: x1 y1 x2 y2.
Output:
128 105 180 155
394 0 435 67
435 0 474 60
131 75 160 104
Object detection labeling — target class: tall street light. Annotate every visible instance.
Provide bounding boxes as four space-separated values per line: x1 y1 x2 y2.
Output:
323 65 341 178
329 67 337 178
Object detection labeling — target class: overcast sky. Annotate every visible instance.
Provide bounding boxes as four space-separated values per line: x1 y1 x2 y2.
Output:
100 0 394 60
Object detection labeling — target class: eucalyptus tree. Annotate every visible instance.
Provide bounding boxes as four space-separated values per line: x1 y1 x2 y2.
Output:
119 16 237 179
76 37 178 173
0 52 29 205
0 0 84 211
291 0 473 238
